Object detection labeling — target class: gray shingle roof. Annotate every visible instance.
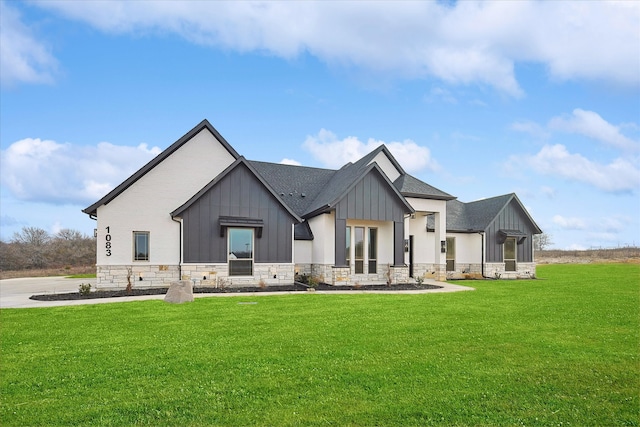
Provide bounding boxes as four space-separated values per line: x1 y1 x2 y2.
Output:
83 118 460 222
248 161 336 217
428 193 541 233
394 174 455 200
251 152 416 218
301 159 375 217
460 193 515 231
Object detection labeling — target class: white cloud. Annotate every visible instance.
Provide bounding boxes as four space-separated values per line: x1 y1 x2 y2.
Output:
280 158 301 166
566 243 587 251
552 215 587 230
0 2 58 87
540 186 556 199
0 215 21 227
31 0 640 94
586 232 619 245
514 144 640 193
510 120 550 140
425 87 458 104
600 215 632 234
303 129 439 173
0 138 161 205
549 109 640 152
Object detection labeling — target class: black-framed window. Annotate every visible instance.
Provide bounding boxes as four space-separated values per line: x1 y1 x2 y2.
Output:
368 228 377 273
229 228 253 276
354 227 364 274
346 226 351 267
133 231 149 261
446 237 455 272
504 237 517 272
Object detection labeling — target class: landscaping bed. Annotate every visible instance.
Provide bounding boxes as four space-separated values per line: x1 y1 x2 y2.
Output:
30 282 443 301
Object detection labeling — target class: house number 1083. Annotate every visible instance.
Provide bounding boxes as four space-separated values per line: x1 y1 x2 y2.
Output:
105 226 112 256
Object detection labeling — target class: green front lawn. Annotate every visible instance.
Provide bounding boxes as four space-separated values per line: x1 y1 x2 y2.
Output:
1 264 638 426
65 273 97 279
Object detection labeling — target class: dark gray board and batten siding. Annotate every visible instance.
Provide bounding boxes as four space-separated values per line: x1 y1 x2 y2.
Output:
334 170 410 267
180 163 297 264
485 200 536 263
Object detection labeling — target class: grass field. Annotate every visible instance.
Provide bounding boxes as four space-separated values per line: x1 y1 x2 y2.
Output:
1 264 638 426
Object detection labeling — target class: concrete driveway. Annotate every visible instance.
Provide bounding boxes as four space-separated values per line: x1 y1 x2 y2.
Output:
0 276 98 309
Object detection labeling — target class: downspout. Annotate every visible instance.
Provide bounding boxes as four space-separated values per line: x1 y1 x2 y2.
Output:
479 231 486 278
171 216 182 280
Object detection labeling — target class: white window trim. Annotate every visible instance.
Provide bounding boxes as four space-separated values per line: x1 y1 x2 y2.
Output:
347 225 378 275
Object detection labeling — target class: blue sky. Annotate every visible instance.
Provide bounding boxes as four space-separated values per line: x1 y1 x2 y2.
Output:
1 0 639 250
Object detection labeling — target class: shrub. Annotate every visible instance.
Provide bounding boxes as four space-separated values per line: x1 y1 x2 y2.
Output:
78 283 92 296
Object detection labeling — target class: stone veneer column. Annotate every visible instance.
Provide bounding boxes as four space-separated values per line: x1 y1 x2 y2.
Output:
332 266 351 286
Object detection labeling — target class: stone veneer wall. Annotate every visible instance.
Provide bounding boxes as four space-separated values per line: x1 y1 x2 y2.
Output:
294 263 312 278
445 263 483 280
411 263 447 282
305 263 414 286
388 265 409 284
96 263 296 289
96 265 180 289
485 262 537 279
310 264 333 284
181 263 296 287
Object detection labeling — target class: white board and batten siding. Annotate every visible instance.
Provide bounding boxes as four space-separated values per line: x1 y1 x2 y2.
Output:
368 151 401 182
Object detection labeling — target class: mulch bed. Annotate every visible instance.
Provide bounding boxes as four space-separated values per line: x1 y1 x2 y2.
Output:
30 282 442 301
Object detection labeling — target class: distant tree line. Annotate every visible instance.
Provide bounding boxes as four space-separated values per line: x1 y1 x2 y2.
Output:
0 227 96 271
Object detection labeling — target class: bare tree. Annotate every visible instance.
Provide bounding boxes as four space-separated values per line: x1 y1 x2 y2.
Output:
11 227 51 269
0 241 25 270
50 229 95 267
55 228 85 241
534 233 553 251
1 227 96 271
12 226 51 246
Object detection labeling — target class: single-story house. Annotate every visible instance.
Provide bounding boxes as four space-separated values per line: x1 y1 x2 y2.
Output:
83 119 542 288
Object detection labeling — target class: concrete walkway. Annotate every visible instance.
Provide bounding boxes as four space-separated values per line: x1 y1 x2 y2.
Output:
0 277 474 309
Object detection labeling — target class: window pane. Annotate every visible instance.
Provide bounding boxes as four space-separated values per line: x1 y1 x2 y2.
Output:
229 228 253 276
504 238 516 260
446 259 455 272
368 228 377 260
230 260 253 276
354 227 364 274
355 227 364 259
134 232 149 261
446 237 455 260
346 227 351 264
368 260 377 274
229 228 253 259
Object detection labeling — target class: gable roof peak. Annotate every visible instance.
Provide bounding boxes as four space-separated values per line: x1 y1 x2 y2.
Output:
353 144 406 176
172 156 301 222
83 119 240 217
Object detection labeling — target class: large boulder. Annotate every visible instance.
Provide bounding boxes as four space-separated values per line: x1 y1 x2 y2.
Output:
164 280 194 304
